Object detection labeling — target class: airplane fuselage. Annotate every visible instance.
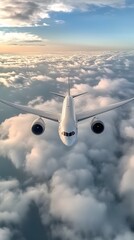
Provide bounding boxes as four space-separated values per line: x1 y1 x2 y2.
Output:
59 95 77 146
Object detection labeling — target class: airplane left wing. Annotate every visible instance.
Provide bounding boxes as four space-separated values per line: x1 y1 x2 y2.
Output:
0 98 60 122
77 97 134 122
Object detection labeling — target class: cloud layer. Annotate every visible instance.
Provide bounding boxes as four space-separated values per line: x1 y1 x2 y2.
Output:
0 51 134 239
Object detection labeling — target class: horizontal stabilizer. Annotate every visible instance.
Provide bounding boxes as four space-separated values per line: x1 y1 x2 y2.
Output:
72 92 88 98
50 92 65 98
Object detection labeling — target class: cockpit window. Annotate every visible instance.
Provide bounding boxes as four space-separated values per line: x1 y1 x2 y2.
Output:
62 131 75 137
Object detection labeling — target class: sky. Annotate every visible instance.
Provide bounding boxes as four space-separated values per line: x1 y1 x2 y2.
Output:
0 52 134 240
0 0 134 53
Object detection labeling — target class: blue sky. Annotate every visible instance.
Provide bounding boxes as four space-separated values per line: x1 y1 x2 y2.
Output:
0 0 134 53
47 6 134 47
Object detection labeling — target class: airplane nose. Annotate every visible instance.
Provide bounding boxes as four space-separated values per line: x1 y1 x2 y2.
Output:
64 137 76 147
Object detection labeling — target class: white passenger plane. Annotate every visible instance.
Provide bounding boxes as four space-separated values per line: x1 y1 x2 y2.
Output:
0 82 134 146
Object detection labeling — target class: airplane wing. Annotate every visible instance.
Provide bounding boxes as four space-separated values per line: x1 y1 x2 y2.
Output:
0 98 60 122
76 97 134 122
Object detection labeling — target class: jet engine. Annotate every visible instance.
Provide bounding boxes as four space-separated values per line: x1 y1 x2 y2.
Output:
31 118 45 135
91 118 104 134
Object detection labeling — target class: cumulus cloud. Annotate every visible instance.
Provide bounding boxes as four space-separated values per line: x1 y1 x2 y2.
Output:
50 170 107 231
0 52 134 239
0 72 30 88
0 177 50 239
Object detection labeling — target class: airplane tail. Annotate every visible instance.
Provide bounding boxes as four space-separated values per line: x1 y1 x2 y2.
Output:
51 91 88 98
67 78 88 98
51 79 88 98
67 78 70 96
50 78 70 98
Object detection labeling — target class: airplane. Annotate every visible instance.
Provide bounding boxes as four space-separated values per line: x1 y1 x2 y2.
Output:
0 82 134 147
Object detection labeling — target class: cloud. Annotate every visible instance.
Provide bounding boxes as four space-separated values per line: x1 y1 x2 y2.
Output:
0 72 30 88
0 31 47 45
61 0 126 9
31 75 52 82
114 232 134 240
0 179 30 224
56 76 69 82
0 177 50 238
0 0 128 27
0 0 50 27
55 20 65 24
48 3 73 12
93 77 131 97
0 52 134 239
0 179 19 191
0 228 12 240
50 170 107 231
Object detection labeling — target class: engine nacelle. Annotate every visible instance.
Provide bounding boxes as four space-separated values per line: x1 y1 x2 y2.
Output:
31 118 45 135
91 118 104 134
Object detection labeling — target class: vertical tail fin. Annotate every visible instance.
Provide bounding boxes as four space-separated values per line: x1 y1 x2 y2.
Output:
67 78 70 96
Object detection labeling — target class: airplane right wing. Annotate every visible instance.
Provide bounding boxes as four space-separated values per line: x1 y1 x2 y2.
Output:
0 98 60 122
76 97 134 122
